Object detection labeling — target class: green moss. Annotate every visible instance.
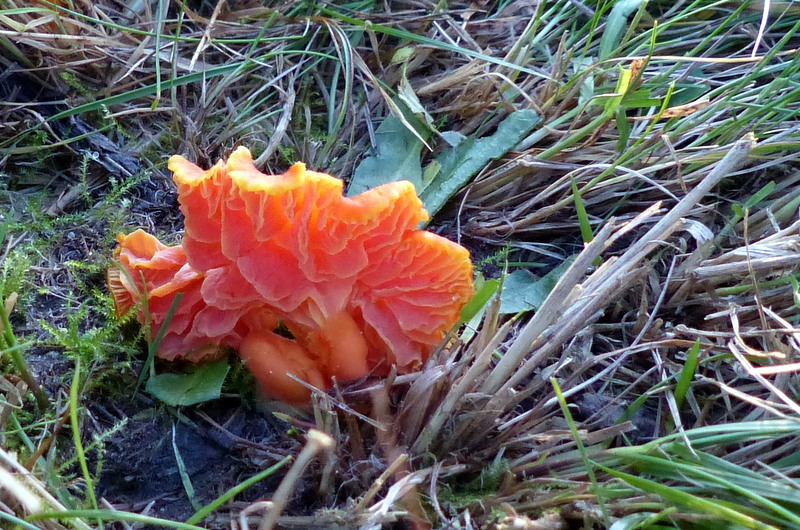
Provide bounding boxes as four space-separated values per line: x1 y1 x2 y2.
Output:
276 144 301 166
1 248 33 299
223 356 260 400
60 71 95 100
439 459 512 508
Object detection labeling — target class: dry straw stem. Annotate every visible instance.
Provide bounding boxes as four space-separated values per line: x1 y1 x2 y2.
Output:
0 447 87 530
257 429 334 530
0 463 41 516
362 463 468 529
354 453 409 513
671 214 800 333
497 134 755 389
729 310 800 417
410 312 513 453
407 133 756 455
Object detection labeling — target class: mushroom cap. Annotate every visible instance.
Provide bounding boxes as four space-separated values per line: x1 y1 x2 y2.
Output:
110 147 474 400
107 230 224 361
169 146 473 371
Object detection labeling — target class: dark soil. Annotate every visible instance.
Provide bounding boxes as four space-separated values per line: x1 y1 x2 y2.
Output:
91 397 292 526
26 347 72 396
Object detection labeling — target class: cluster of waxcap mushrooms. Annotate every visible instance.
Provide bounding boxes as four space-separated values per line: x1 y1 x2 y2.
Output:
108 147 474 403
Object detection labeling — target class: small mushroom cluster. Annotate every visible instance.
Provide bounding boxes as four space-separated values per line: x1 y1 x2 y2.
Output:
108 147 474 403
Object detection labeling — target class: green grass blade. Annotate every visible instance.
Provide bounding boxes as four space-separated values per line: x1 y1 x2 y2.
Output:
313 5 554 80
137 292 184 392
185 456 293 525
0 510 41 530
553 377 610 526
68 360 100 525
27 510 206 529
674 339 700 409
171 424 201 511
600 466 778 530
571 176 594 244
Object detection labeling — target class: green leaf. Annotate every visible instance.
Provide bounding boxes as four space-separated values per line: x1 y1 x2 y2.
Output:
674 339 700 409
499 258 573 315
571 176 594 244
420 109 540 216
146 360 230 407
615 106 632 153
621 89 660 108
348 114 426 196
743 180 776 209
599 0 648 61
460 274 500 323
349 110 539 216
670 82 711 106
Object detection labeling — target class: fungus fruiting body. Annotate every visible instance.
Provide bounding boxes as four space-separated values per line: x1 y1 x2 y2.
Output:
109 147 474 403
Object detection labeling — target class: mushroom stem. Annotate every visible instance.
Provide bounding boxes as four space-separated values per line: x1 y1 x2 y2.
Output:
310 310 369 381
239 331 326 403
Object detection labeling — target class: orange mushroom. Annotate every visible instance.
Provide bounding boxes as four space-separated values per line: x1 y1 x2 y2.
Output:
109 147 474 403
108 230 222 361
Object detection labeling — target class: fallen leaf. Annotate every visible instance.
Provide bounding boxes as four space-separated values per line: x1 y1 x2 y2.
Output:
420 109 540 216
146 360 230 407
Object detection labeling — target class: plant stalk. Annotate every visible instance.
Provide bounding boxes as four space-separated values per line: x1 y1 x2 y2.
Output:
0 294 48 410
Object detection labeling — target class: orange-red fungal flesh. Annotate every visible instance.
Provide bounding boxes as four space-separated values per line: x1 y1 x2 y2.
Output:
239 332 326 404
110 147 475 402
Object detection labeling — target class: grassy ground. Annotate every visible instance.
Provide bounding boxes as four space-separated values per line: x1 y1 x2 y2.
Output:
2 0 800 528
